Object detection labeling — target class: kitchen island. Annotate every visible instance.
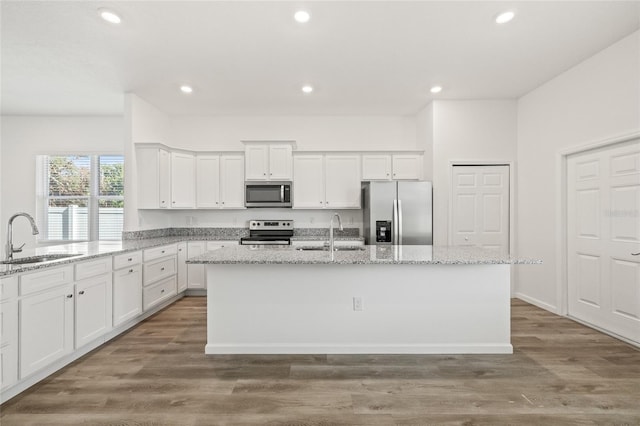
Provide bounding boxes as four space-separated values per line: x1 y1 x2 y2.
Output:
189 245 539 355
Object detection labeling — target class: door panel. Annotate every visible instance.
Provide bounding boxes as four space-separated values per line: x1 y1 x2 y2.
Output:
567 139 640 344
576 253 601 307
451 165 509 251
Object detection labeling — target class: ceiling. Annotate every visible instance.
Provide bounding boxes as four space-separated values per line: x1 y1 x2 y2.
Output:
2 1 639 116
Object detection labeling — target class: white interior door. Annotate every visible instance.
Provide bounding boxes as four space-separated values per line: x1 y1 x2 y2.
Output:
567 140 640 344
451 165 510 251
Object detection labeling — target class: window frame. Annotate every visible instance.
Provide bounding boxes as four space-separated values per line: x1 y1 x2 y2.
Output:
37 153 124 243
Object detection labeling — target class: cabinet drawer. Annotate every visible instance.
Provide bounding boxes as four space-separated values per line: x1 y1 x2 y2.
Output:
19 265 74 296
113 251 142 270
75 257 112 281
143 244 177 262
143 257 176 286
0 276 18 301
143 276 177 311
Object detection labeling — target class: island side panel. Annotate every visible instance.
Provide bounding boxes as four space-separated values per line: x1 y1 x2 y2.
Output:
205 263 512 354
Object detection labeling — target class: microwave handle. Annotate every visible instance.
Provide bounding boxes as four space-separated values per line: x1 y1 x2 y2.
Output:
280 185 284 202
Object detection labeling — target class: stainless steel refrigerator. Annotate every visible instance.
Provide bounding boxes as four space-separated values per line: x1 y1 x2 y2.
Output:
362 181 433 245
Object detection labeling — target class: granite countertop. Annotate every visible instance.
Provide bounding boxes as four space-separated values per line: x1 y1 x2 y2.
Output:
187 245 541 265
0 235 363 277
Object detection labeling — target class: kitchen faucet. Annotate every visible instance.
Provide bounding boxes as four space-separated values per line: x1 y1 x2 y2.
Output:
6 212 39 260
329 212 343 259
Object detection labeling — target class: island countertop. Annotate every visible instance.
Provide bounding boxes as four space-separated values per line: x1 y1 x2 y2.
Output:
187 244 540 265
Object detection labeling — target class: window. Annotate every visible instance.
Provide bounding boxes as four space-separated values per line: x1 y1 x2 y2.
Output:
37 155 124 241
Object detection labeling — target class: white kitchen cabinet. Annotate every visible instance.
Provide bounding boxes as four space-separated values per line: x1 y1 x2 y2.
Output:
143 276 177 311
196 155 220 208
20 283 75 378
0 276 18 391
113 264 142 327
325 155 361 208
137 147 171 209
220 155 245 208
142 245 178 312
245 143 293 181
293 154 361 209
187 242 206 289
187 242 232 291
293 155 325 208
362 154 423 180
75 273 112 349
170 152 196 208
177 242 187 292
362 155 392 180
391 154 423 180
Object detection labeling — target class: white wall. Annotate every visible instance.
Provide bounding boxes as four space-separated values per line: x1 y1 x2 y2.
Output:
431 100 518 246
415 103 434 181
123 94 170 231
516 30 640 312
168 116 419 151
0 116 124 255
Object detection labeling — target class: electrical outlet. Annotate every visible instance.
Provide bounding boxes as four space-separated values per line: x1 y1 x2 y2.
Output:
353 297 363 311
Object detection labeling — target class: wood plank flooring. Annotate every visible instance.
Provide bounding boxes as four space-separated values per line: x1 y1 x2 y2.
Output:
1 297 638 425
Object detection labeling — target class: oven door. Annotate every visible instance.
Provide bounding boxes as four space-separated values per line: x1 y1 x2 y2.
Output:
245 182 292 208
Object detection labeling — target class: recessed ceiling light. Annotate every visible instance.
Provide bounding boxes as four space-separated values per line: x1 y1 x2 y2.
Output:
495 11 515 24
430 86 442 94
294 10 311 23
99 9 122 25
180 85 193 94
301 85 314 94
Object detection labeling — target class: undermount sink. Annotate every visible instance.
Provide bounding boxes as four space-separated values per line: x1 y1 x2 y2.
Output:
1 253 84 265
297 246 365 252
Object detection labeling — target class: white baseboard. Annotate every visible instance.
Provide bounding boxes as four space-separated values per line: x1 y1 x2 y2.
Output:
205 343 514 355
514 293 558 314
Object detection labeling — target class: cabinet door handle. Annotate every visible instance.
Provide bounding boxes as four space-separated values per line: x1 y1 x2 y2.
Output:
161 267 165 271
78 290 85 295
67 294 73 298
128 258 133 261
129 269 134 273
161 289 165 293
161 251 165 254
632 252 640 256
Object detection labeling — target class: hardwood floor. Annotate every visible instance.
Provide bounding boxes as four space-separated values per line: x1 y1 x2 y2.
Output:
1 297 639 425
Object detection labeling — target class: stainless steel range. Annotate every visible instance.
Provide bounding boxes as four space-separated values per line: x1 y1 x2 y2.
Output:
240 220 294 246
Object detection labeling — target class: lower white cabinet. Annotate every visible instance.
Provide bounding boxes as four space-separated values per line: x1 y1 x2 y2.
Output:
19 283 75 378
143 276 177 311
75 273 113 349
177 243 187 292
187 242 206 289
113 265 142 327
142 244 178 312
187 242 230 290
0 276 18 392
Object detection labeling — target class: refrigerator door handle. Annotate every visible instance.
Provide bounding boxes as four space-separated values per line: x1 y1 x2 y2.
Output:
398 199 403 245
393 199 399 245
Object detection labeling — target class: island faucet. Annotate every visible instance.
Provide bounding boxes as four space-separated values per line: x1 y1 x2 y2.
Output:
6 212 39 261
329 212 343 258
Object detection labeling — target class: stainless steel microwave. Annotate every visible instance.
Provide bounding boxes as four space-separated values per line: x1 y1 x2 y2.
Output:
245 181 292 208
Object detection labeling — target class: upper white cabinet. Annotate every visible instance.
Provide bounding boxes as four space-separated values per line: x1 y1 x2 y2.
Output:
244 142 293 181
196 155 221 208
220 155 245 208
137 147 171 209
362 154 423 181
136 147 195 209
170 152 196 208
293 154 361 209
196 154 244 209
